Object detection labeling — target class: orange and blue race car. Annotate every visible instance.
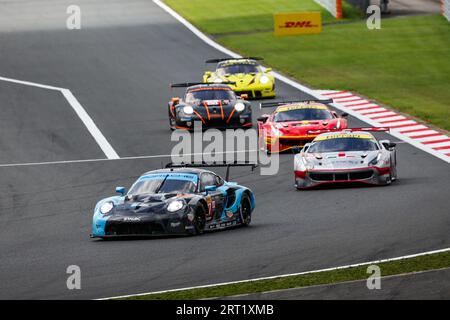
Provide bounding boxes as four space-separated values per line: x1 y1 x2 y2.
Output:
257 99 348 153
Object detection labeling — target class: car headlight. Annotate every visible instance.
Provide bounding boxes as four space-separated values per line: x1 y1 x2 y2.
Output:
369 153 382 166
100 202 114 215
234 102 245 112
183 106 194 115
214 78 223 83
260 75 270 84
167 200 184 213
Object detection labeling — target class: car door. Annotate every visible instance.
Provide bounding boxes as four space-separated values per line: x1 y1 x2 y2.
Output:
199 172 225 221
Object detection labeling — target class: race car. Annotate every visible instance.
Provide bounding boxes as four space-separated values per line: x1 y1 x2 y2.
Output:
168 82 252 130
293 128 397 190
91 163 256 238
257 99 348 153
203 57 275 99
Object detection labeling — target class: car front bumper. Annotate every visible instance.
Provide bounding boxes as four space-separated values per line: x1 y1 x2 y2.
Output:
233 83 275 99
175 113 252 130
294 166 392 189
91 213 194 238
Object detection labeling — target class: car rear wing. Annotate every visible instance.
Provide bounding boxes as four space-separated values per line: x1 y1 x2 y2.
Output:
205 57 263 63
307 127 391 135
165 162 257 181
259 99 333 109
170 82 236 88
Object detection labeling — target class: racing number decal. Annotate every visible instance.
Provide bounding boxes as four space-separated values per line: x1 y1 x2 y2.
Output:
206 196 215 219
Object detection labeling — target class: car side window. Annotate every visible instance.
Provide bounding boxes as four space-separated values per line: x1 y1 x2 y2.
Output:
200 173 217 192
215 175 224 186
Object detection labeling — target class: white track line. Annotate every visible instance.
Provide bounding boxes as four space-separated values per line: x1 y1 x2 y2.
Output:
61 89 119 159
97 246 450 300
0 76 119 160
0 75 64 91
0 150 258 168
152 0 450 164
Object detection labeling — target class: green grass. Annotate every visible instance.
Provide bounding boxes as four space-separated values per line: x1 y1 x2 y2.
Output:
164 0 450 131
123 251 450 299
165 0 361 35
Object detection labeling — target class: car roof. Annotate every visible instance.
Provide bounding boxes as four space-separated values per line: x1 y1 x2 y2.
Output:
142 168 217 176
313 131 377 141
217 59 258 66
275 102 329 112
186 84 232 91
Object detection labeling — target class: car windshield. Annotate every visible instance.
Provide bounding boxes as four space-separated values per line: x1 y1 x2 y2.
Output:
218 64 259 75
307 138 379 153
128 174 197 195
185 89 235 104
274 108 333 122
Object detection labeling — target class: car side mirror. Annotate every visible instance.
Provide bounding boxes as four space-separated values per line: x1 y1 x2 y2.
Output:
302 143 312 152
204 71 212 78
265 68 272 73
341 112 348 118
257 115 269 123
116 186 126 196
381 140 396 150
240 94 248 100
205 185 217 194
171 97 180 105
291 146 302 154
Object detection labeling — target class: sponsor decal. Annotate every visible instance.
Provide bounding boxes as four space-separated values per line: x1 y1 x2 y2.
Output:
282 21 317 28
138 173 198 184
315 133 374 141
226 211 234 218
277 104 327 112
274 12 322 36
123 217 140 222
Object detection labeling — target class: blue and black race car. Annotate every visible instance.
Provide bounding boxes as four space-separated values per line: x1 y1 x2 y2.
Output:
91 163 256 238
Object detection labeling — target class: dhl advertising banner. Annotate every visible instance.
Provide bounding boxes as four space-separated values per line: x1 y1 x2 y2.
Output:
274 12 322 36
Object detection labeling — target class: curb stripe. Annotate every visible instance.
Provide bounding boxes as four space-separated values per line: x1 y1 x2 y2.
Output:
422 138 450 145
410 133 444 139
316 90 450 161
398 126 429 134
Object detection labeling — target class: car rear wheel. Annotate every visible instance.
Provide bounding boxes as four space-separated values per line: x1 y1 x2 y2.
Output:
240 194 252 227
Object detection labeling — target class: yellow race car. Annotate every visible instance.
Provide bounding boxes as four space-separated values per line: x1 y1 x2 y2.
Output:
203 57 276 99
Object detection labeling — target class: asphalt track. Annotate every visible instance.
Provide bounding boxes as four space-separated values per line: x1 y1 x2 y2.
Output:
0 0 449 299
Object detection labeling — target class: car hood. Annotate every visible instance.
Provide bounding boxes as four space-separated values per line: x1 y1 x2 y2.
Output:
303 150 380 170
223 73 256 87
272 119 342 135
110 193 192 216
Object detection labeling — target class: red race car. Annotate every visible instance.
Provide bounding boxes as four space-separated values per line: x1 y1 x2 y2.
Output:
257 99 348 153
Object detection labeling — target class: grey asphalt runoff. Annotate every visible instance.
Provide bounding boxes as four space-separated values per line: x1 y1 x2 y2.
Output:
0 0 449 299
219 267 450 300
